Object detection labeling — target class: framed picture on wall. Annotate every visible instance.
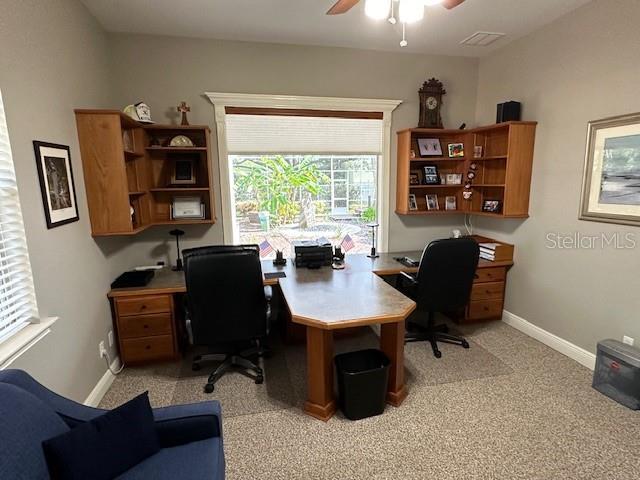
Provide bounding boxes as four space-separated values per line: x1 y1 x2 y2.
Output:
580 112 640 226
33 141 79 229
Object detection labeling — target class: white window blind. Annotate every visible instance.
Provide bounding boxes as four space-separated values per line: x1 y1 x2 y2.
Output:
0 90 39 343
225 114 384 154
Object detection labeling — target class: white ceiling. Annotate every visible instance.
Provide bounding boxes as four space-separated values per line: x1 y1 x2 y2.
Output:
81 0 593 57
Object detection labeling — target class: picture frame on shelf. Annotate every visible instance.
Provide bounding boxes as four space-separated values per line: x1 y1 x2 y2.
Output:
448 143 465 158
417 138 443 157
445 196 457 211
579 112 640 226
445 173 463 185
422 165 440 185
426 194 439 211
409 171 421 185
473 145 483 158
171 196 205 219
408 194 418 211
33 141 80 229
170 158 197 185
482 199 502 213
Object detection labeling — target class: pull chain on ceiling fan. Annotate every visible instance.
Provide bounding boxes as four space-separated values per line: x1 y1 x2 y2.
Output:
327 0 466 47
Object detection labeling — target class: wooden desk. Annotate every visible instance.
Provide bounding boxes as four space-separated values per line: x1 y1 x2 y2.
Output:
107 250 513 421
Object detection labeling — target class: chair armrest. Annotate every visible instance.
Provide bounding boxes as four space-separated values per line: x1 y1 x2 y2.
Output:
153 401 223 448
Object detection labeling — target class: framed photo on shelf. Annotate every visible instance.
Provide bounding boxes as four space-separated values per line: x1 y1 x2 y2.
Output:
33 141 79 229
409 171 421 185
422 165 440 185
408 194 418 211
171 196 205 219
417 138 443 157
426 194 439 211
171 158 197 185
482 199 502 213
579 112 640 226
445 173 463 185
473 145 483 158
445 196 457 211
448 143 465 158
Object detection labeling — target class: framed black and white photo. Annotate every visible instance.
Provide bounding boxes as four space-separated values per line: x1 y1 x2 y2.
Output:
426 194 439 211
417 138 443 157
445 196 457 211
409 171 421 185
482 199 502 213
422 165 440 185
171 158 196 185
580 112 640 226
408 194 418 211
33 141 79 229
445 173 463 185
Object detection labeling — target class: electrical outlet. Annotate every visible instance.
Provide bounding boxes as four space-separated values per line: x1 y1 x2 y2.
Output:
623 336 634 346
98 341 107 358
108 331 114 348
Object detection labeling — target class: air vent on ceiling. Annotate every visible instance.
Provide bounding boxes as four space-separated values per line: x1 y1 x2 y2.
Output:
460 31 505 47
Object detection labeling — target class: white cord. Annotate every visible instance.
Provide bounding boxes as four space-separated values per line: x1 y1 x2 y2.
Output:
102 350 125 375
464 214 474 236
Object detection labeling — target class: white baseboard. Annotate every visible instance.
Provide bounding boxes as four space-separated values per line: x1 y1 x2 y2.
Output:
502 310 596 370
84 357 121 407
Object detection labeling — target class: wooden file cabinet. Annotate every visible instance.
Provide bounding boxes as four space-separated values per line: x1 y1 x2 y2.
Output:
113 294 179 364
465 267 507 322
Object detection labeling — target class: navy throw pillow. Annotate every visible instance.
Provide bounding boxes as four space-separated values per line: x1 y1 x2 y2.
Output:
42 392 160 480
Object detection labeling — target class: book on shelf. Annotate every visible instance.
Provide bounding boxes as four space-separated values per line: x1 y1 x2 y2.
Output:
476 240 514 263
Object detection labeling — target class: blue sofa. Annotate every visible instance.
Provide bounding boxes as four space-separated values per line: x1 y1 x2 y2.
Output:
0 369 225 479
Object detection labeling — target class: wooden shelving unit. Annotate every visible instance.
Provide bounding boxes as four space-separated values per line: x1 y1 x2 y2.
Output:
396 122 537 218
75 110 216 236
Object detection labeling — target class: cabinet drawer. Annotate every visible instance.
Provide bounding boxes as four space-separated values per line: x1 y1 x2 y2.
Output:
121 335 174 363
468 299 503 320
118 313 172 339
474 267 506 284
470 282 504 301
116 295 171 317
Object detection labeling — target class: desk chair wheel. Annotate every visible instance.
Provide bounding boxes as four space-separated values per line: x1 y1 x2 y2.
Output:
255 374 264 385
462 339 470 349
434 350 442 359
204 383 215 394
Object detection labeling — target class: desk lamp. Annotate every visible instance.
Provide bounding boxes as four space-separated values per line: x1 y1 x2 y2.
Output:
169 229 185 271
367 223 380 258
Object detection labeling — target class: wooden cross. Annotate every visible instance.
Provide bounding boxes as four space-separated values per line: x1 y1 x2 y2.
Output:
177 101 191 126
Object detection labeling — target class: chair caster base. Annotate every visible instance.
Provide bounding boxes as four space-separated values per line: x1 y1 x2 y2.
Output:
434 350 442 359
204 383 214 393
255 375 264 385
462 340 470 349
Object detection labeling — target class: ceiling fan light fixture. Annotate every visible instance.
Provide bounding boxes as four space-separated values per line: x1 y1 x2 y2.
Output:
364 0 392 20
399 0 424 24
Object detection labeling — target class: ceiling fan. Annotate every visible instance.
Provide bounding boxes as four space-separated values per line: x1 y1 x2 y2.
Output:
327 0 466 47
327 0 465 15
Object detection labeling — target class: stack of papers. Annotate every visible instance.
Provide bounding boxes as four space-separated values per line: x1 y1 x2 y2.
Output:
479 242 500 261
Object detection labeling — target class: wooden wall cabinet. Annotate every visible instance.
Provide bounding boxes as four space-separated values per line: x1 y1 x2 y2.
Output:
396 122 537 218
74 110 216 236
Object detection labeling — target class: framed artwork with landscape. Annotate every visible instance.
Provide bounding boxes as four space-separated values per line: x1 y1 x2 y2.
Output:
580 113 640 226
33 141 79 229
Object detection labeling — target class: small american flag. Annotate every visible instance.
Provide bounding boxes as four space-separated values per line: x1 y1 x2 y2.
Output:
340 234 355 252
259 240 274 257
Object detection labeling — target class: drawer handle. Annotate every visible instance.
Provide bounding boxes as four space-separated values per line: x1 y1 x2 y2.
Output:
140 304 147 310
145 345 151 350
143 324 149 329
484 306 489 311
474 274 479 279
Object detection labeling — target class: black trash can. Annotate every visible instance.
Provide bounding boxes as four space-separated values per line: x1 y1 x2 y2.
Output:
334 349 390 420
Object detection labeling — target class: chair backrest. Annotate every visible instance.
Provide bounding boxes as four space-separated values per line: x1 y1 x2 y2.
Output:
182 245 268 344
415 237 480 312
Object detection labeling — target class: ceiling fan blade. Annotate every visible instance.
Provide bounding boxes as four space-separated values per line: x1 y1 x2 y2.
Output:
442 0 466 9
326 0 361 15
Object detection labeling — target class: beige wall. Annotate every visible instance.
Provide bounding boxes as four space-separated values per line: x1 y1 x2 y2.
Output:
0 0 131 400
474 0 640 353
108 34 478 263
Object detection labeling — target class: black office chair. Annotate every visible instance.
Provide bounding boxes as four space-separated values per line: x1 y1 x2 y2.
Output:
183 245 270 393
400 237 480 358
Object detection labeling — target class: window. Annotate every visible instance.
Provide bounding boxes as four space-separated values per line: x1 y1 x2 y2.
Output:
0 90 39 343
225 113 383 258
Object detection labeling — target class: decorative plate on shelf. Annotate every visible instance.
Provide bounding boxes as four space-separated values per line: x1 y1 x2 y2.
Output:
168 135 195 147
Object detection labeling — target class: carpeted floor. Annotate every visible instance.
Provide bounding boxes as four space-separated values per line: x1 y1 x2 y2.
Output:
100 321 640 479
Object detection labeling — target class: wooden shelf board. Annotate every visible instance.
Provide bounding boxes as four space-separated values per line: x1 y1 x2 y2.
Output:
128 191 145 196
410 184 463 189
146 146 207 152
124 150 144 160
143 124 211 132
472 155 507 161
397 210 465 216
410 157 465 162
91 224 150 237
74 109 142 129
149 187 210 192
153 219 215 225
472 184 505 187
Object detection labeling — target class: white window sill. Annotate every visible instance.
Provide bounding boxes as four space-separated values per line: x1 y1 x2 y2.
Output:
0 317 57 369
